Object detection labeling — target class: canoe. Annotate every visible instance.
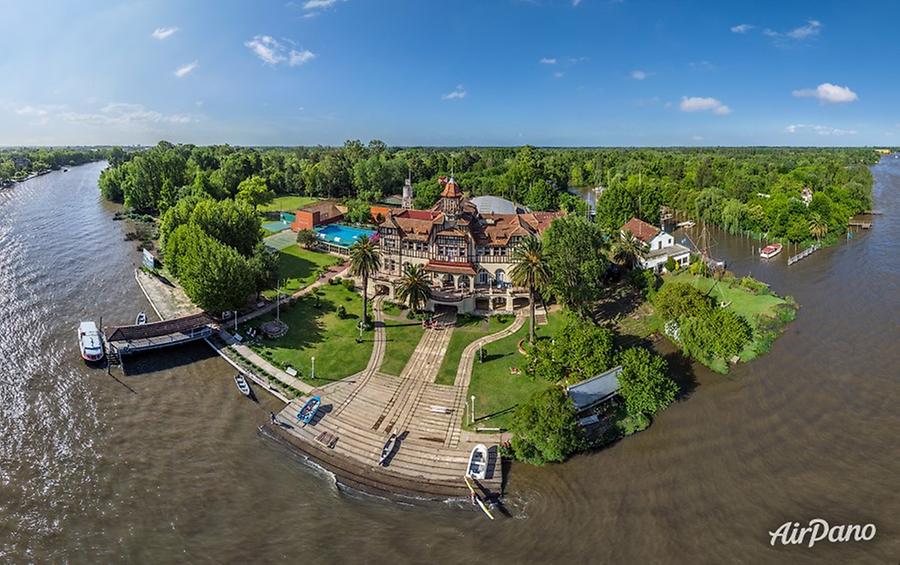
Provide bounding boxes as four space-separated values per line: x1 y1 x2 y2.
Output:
297 396 321 425
233 373 251 397
379 433 397 465
466 444 488 480
135 311 147 325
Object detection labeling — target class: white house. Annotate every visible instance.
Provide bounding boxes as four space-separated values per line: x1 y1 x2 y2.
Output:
620 217 691 273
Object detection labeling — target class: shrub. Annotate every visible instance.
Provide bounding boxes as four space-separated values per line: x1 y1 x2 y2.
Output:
526 340 566 382
664 256 677 272
341 278 355 291
680 308 752 362
629 268 659 299
337 305 347 319
739 276 769 295
653 282 713 321
509 387 584 465
617 347 677 417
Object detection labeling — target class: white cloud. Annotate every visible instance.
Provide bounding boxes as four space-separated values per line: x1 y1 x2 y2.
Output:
764 19 822 41
174 61 198 78
151 27 179 40
289 49 316 66
692 135 705 141
786 124 857 136
679 96 731 115
730 23 754 34
13 104 66 125
572 0 582 5
630 69 649 80
442 85 467 100
539 57 557 65
42 103 195 129
689 60 716 71
245 35 315 67
304 0 339 8
553 71 565 79
792 82 858 104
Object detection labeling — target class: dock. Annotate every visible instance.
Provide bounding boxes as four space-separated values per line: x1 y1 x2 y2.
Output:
106 313 217 355
848 220 872 229
787 243 821 266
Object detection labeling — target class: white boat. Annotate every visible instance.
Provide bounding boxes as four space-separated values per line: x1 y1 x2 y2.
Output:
78 321 105 362
135 311 147 325
379 433 397 465
233 373 251 397
760 243 783 259
466 444 488 480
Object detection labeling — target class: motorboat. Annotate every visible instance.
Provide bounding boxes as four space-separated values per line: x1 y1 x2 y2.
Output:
297 396 321 425
379 433 397 465
760 243 783 259
233 373 251 397
135 311 147 325
466 444 488 480
78 321 105 362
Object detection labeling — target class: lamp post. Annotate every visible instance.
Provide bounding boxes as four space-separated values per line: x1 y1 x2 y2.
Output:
311 356 316 380
233 310 238 333
470 395 475 425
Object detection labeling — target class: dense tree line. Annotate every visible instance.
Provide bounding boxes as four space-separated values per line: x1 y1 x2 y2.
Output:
0 147 107 183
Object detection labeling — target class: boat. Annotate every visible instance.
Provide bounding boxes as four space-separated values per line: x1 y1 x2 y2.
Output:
77 321 105 362
379 433 397 465
233 373 251 397
63 168 69 172
466 444 488 480
760 243 783 259
135 311 147 325
463 476 495 520
297 395 321 425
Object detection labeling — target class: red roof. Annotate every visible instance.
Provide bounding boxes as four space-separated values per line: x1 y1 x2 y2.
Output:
441 177 462 198
620 217 660 244
423 261 477 276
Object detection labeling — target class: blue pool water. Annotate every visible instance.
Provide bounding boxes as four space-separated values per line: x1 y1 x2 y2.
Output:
315 224 376 247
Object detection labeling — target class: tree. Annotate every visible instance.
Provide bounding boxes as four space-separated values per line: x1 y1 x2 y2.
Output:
542 215 608 316
808 212 828 243
349 235 381 327
509 387 584 465
395 263 431 313
653 282 712 321
612 230 645 269
296 229 318 249
510 236 551 344
524 182 559 211
551 316 615 381
617 347 677 417
236 175 274 208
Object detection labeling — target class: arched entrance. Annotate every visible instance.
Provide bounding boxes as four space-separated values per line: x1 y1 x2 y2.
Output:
441 273 454 288
457 274 471 289
494 269 507 288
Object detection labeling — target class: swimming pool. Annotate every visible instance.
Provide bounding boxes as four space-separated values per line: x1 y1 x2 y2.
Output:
315 224 376 248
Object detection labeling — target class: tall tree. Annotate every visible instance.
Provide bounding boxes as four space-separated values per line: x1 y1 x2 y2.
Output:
510 236 551 344
808 212 828 243
612 230 645 269
542 215 608 316
349 235 381 327
395 263 431 314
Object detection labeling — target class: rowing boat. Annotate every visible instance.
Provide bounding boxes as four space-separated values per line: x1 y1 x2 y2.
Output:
233 373 251 397
297 396 321 425
379 433 397 465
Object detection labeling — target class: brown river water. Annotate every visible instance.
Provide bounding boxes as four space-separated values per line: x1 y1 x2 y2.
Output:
1 160 897 563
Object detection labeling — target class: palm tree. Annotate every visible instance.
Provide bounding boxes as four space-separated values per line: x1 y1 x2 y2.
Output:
612 230 645 269
349 235 381 328
809 213 828 244
510 236 552 344
396 264 431 314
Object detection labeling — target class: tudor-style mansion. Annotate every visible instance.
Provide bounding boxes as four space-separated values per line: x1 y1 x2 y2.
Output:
372 177 564 314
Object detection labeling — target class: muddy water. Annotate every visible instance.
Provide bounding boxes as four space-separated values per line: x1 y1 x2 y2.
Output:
1 160 897 563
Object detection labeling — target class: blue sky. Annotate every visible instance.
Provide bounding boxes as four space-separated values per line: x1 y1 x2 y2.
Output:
1 0 896 146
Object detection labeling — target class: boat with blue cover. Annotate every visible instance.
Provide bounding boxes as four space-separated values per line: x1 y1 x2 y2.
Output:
297 396 321 425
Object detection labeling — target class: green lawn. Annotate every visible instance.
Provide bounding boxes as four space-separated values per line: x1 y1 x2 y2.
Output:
259 195 320 213
262 244 342 299
434 315 514 385
379 319 426 376
250 284 374 385
465 312 560 430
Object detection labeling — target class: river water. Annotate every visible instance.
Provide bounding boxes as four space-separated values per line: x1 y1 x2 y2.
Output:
1 160 897 563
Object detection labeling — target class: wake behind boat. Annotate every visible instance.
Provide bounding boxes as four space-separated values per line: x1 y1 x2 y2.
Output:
466 444 488 480
233 373 251 397
760 243 783 259
78 321 105 362
297 396 321 425
379 433 397 465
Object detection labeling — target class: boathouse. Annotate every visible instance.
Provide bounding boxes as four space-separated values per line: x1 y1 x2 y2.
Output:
106 313 217 355
566 366 622 414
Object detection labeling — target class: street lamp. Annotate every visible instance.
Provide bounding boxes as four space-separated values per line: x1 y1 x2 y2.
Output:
470 395 475 425
311 356 316 380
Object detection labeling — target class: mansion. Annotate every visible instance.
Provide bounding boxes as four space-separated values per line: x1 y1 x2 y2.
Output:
373 177 564 314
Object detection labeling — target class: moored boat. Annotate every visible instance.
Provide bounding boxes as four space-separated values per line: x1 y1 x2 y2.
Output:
78 321 105 362
379 433 397 465
233 373 251 397
135 311 147 325
760 243 783 259
466 444 488 480
297 395 321 425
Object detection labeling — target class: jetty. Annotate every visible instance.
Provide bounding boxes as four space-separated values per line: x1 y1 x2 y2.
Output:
787 243 821 266
106 312 217 356
848 220 873 229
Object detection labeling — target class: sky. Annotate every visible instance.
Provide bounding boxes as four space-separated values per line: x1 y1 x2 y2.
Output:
1 0 897 147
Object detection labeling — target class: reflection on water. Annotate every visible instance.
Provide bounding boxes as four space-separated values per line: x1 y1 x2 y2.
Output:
1 161 897 563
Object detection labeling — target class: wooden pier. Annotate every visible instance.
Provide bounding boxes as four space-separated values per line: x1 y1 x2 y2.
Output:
106 313 218 356
788 243 821 266
848 220 873 229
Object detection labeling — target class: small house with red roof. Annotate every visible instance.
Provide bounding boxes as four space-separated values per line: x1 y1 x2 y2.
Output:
620 217 691 273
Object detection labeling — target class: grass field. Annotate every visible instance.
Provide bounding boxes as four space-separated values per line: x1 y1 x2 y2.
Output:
379 319 426 376
434 315 514 385
259 195 320 213
250 284 373 385
465 312 560 430
262 244 342 299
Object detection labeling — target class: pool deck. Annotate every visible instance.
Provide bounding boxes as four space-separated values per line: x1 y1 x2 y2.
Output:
266 297 521 500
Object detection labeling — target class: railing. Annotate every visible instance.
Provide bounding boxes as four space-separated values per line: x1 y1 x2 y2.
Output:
788 243 821 266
